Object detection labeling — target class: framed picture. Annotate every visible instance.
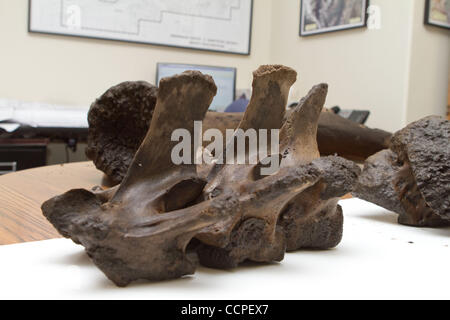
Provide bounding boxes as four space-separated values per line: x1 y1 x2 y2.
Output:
28 0 253 55
300 0 369 36
425 0 450 30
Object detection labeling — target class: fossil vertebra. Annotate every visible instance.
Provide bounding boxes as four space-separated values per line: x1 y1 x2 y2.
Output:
353 116 450 227
86 81 387 184
42 66 359 286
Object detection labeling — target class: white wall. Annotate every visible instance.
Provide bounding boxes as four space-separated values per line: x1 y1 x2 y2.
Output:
0 0 448 133
0 0 272 106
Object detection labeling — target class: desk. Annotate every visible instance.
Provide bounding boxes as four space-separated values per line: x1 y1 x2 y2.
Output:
0 162 106 245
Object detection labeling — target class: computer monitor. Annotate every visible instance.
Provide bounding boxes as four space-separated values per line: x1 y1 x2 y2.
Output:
156 63 236 112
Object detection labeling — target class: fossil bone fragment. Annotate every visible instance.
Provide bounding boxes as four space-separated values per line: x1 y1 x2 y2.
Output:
316 110 391 162
86 82 388 183
353 116 450 227
42 66 359 286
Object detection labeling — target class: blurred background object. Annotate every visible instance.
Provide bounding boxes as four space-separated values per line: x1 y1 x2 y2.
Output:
0 0 448 172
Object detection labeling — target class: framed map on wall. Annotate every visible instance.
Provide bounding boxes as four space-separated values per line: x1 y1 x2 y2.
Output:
28 0 253 55
300 0 369 36
425 0 450 30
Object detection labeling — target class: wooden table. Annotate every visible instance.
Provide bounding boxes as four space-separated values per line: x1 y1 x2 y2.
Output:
0 162 106 245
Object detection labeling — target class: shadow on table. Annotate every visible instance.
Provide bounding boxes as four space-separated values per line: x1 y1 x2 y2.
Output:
359 212 398 225
357 210 450 237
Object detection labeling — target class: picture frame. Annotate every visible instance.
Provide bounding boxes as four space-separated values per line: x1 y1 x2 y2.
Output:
28 0 254 55
425 0 450 30
299 0 369 36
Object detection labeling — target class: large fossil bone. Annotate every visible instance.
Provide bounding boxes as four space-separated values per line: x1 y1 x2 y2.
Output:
86 81 389 183
85 81 158 182
42 66 359 286
353 116 450 227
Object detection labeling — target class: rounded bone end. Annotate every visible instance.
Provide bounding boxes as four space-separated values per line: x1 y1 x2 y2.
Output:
310 83 328 94
159 70 218 96
252 64 297 85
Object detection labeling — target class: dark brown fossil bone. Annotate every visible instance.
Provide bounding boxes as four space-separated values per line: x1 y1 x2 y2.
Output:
316 110 391 162
42 66 360 286
86 81 389 184
278 87 359 251
195 80 360 268
353 116 450 227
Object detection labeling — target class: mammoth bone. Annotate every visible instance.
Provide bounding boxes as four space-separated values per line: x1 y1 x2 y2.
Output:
42 65 360 286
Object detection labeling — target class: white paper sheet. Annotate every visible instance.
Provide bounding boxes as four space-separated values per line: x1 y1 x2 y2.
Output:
0 98 88 129
0 198 448 300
